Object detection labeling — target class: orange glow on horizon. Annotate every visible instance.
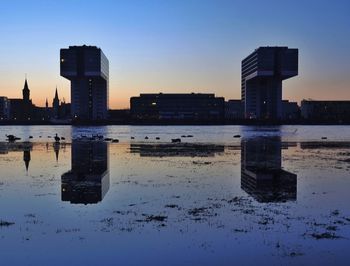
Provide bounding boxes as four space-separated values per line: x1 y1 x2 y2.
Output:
1 73 349 110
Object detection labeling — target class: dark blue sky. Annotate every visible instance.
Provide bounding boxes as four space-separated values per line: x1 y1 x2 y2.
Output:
0 0 349 108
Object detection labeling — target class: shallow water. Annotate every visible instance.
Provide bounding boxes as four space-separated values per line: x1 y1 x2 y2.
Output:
1 125 350 143
1 126 350 265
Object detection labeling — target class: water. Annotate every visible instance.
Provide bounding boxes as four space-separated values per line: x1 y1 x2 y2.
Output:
0 126 350 265
1 125 350 143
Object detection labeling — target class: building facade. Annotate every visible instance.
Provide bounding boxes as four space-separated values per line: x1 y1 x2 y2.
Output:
60 45 109 122
281 100 300 120
301 100 350 122
0 97 10 120
225 100 244 120
130 93 225 121
242 47 298 120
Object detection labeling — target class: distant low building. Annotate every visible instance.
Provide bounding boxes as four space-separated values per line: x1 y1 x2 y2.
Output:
108 109 130 122
130 93 225 121
225 100 243 120
282 100 300 120
301 100 350 122
0 96 10 120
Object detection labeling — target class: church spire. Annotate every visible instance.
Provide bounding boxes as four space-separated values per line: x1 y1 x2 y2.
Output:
54 86 59 100
53 86 60 119
23 76 30 102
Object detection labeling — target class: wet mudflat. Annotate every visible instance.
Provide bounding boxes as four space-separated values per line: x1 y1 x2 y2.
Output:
0 126 350 265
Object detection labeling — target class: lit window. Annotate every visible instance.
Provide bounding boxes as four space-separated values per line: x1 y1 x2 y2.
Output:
61 59 65 63
151 102 157 106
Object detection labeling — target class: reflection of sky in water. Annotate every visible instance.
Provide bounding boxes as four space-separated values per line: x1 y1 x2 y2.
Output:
0 126 350 265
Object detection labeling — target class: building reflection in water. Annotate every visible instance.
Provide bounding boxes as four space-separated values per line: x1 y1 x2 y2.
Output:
61 141 109 204
23 148 31 172
53 142 60 162
130 143 225 157
0 142 33 172
241 137 297 203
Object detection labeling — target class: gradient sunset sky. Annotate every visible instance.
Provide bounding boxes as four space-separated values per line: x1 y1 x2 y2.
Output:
0 0 349 109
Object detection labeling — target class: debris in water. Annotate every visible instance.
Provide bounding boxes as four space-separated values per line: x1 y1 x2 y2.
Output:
0 220 15 227
310 232 341 240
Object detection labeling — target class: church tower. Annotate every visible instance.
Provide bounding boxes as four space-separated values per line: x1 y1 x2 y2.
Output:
22 77 32 120
53 87 60 119
23 78 30 103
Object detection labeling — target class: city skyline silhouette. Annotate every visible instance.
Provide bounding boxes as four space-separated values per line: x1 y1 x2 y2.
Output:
1 0 349 109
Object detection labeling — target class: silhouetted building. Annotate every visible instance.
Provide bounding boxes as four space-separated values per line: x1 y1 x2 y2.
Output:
225 100 243 120
130 93 225 121
52 87 60 119
282 100 300 120
9 78 34 120
4 79 71 122
33 106 51 121
45 98 50 120
58 101 71 120
22 78 32 120
47 87 71 121
301 100 350 122
0 97 10 120
108 109 130 122
61 141 109 204
241 137 297 202
9 99 25 120
60 45 109 122
242 47 298 120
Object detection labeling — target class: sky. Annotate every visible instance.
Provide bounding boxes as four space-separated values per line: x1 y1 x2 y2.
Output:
0 0 349 109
